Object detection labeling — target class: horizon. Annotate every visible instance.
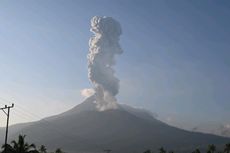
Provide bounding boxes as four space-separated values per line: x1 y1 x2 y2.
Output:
0 0 230 139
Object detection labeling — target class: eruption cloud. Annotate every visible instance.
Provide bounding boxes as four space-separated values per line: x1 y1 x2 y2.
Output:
87 16 123 111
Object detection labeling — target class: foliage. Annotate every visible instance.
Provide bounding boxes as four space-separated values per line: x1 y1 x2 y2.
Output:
224 143 230 153
1 135 64 153
39 145 47 153
142 143 230 153
1 135 38 153
207 144 216 153
143 150 152 153
159 147 166 153
192 148 201 153
1 135 229 153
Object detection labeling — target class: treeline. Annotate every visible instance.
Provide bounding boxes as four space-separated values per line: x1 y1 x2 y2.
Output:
143 143 230 153
1 135 64 153
1 135 230 153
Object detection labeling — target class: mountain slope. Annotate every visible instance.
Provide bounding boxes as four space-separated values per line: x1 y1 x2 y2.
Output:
1 96 229 153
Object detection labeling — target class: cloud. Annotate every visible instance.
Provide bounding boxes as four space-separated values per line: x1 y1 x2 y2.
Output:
219 124 230 137
80 88 95 98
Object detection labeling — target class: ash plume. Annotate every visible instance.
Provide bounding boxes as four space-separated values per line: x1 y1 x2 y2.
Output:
87 16 123 111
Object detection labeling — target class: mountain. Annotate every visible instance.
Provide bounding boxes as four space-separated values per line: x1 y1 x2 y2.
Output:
0 96 229 153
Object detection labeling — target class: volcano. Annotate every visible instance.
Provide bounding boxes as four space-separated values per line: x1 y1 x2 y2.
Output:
0 96 229 153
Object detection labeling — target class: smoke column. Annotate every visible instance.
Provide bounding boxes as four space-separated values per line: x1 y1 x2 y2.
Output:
87 16 123 111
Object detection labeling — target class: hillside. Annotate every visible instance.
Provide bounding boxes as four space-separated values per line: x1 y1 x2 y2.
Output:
0 96 229 153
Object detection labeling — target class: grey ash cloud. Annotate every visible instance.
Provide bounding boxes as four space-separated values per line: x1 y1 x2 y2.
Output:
86 16 123 111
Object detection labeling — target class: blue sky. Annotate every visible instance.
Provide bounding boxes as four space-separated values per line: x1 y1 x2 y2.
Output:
0 0 230 136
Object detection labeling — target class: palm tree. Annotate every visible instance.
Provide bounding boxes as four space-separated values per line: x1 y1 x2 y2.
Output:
143 149 151 153
55 148 64 153
192 148 201 153
39 145 47 153
2 135 39 153
224 143 230 153
159 147 166 153
1 144 15 153
207 144 216 153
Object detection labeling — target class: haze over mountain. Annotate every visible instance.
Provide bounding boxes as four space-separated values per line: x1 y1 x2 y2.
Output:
0 96 229 153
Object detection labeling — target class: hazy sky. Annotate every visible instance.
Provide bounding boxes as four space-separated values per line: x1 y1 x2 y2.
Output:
0 0 230 136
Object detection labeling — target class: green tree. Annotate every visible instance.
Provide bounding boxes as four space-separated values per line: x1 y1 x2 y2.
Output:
143 149 151 153
39 145 47 153
192 148 201 153
159 147 166 153
224 143 230 153
1 144 15 153
207 144 216 153
55 148 64 153
1 135 39 153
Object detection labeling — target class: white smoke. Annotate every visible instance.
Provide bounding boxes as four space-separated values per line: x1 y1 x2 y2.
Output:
219 124 230 137
87 16 123 111
81 88 95 98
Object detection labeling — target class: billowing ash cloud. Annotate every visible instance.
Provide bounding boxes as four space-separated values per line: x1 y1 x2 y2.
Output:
87 16 123 111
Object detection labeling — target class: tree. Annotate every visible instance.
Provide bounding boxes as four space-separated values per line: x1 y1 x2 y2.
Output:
192 148 201 153
1 135 39 153
143 149 151 153
55 148 64 153
39 145 47 153
207 144 216 153
159 147 166 153
1 144 15 153
224 143 230 153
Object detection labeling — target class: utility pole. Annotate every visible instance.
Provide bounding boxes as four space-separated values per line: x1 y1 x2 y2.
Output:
0 104 14 153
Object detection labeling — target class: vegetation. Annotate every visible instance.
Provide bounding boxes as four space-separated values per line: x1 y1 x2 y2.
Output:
1 135 229 153
143 143 230 153
1 135 64 153
224 143 230 153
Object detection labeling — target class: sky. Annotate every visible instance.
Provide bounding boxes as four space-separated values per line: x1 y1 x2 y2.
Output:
0 0 230 137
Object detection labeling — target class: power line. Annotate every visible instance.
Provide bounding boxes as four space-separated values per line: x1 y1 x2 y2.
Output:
0 97 104 151
0 104 14 153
